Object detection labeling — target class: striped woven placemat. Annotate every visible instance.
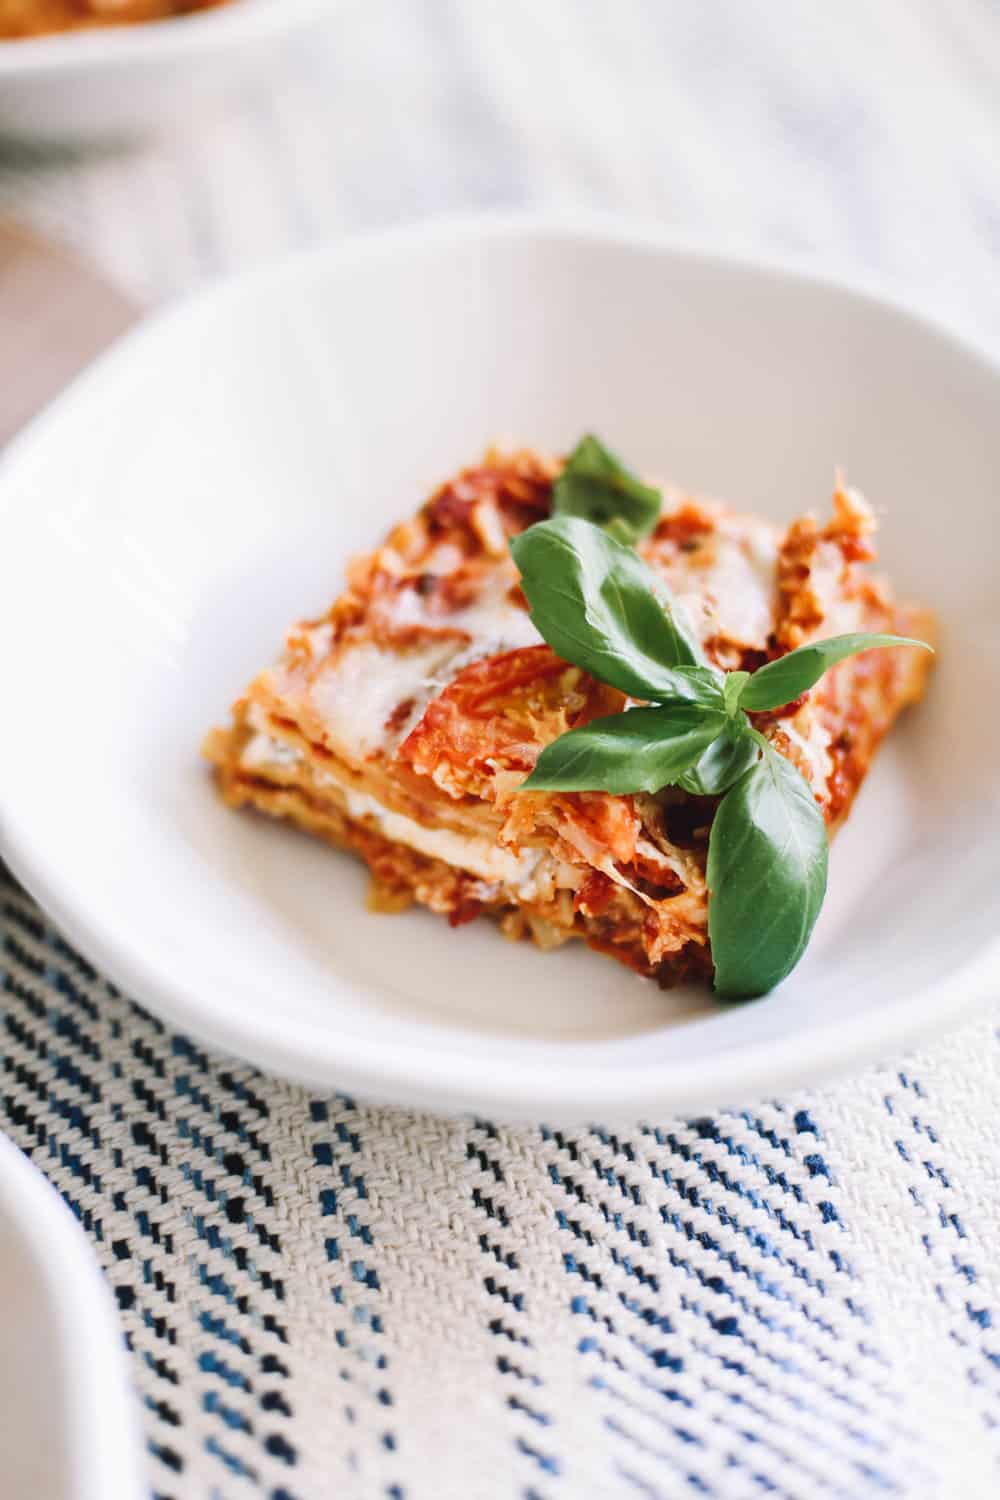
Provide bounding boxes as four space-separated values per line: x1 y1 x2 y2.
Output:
3 863 998 1498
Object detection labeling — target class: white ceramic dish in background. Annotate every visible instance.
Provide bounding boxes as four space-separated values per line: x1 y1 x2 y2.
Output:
0 219 997 1121
0 1135 144 1500
0 0 333 142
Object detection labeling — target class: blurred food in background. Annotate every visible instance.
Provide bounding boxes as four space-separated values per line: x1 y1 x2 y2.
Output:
0 0 231 40
0 0 328 141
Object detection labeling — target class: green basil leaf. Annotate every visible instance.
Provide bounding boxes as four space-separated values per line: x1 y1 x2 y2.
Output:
511 516 715 701
723 671 750 717
521 704 728 795
553 434 661 543
707 742 828 997
739 633 932 712
605 517 636 545
676 718 760 797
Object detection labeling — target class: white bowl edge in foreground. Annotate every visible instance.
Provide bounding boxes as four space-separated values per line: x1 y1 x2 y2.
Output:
0 1134 145 1500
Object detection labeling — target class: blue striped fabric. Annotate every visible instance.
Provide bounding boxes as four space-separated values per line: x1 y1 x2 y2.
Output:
3 862 998 1498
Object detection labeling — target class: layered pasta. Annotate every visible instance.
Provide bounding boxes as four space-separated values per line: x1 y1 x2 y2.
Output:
205 451 932 986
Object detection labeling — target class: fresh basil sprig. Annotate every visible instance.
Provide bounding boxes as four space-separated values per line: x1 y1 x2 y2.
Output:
512 453 932 996
553 434 661 544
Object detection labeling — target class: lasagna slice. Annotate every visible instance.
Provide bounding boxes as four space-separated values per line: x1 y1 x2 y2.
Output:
204 451 933 986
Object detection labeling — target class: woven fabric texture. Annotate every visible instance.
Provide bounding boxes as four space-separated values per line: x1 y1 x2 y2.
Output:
3 866 1000 1500
2 3 1000 1497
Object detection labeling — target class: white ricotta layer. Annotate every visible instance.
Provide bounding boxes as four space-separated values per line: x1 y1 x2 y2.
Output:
241 730 302 770
239 727 542 892
340 785 541 890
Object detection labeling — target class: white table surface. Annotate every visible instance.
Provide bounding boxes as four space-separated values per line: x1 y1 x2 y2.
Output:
2 0 998 355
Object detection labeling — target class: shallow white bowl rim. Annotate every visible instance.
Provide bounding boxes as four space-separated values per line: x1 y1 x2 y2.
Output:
1 214 998 1119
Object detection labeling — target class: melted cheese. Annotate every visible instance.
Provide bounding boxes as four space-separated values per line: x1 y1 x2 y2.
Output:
805 541 866 638
668 523 778 650
777 713 834 792
309 637 463 756
648 519 778 651
380 565 541 654
309 573 540 758
708 525 779 646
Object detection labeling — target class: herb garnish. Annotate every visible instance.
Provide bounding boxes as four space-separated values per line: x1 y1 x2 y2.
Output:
705 733 829 997
510 444 932 998
511 515 712 700
552 434 661 544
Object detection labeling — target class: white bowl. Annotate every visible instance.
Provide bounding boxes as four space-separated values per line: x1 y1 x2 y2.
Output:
0 1135 144 1500
0 219 997 1121
0 0 332 142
